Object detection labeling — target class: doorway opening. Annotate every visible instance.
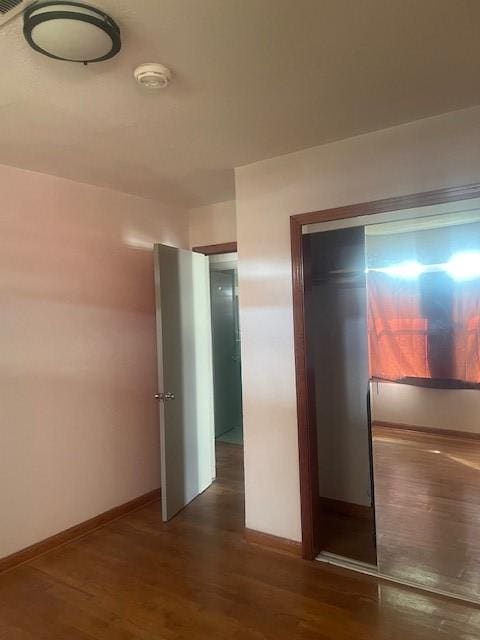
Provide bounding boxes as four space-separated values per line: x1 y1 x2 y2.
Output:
208 249 245 532
304 226 376 567
209 252 243 446
153 240 244 525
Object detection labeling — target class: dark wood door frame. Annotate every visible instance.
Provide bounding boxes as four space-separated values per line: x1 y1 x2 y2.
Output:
193 242 237 256
291 182 480 560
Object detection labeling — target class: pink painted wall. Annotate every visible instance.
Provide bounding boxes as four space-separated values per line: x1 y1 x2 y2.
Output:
0 164 188 559
188 200 237 248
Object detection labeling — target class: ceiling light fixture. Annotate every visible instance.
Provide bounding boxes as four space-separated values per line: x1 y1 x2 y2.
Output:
134 63 172 89
23 1 121 64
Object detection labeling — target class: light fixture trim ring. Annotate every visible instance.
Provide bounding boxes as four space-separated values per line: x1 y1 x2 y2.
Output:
23 1 121 64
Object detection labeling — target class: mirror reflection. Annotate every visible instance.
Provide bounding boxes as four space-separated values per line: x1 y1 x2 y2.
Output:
306 202 480 602
367 211 480 601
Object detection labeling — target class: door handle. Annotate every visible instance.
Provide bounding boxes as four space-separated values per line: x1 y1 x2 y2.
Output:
155 392 176 401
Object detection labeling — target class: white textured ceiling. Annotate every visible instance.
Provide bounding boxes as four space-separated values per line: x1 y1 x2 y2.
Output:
1 0 480 207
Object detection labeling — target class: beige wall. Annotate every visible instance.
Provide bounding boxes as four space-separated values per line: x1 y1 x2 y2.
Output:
0 164 188 559
371 382 480 433
188 200 236 248
235 105 480 542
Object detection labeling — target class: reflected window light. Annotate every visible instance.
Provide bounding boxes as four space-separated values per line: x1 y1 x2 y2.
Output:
368 251 480 281
372 260 426 279
445 251 480 281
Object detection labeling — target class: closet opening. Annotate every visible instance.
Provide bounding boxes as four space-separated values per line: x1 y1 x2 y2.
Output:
291 183 480 605
303 226 376 567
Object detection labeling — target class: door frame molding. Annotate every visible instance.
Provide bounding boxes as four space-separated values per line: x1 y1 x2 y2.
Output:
290 182 480 560
193 242 237 255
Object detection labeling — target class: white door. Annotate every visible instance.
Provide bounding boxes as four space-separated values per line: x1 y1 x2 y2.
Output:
154 244 216 521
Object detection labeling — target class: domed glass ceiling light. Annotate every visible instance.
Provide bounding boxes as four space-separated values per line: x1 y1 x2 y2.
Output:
23 1 121 64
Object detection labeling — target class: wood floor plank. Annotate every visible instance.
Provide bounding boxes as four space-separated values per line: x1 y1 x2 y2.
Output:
0 442 479 639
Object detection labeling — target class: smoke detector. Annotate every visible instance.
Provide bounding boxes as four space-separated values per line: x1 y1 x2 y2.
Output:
134 63 172 90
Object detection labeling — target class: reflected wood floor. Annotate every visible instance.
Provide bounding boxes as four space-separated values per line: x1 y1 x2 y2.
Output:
373 425 480 603
1 442 480 639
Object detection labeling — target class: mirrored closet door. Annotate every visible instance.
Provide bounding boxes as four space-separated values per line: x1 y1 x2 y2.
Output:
367 209 480 602
303 197 480 603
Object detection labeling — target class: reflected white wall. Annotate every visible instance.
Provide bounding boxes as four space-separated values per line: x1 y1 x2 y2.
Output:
371 382 480 433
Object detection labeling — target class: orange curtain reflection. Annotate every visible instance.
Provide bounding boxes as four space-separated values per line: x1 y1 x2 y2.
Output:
368 272 480 385
368 272 428 381
455 283 480 383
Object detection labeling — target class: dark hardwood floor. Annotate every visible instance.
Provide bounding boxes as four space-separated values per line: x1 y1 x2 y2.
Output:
1 441 479 639
319 509 377 566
